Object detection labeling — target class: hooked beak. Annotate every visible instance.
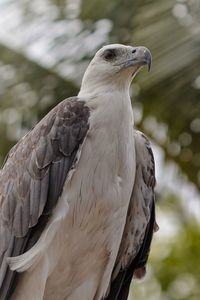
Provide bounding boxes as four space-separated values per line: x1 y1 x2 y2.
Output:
117 46 152 72
135 46 152 71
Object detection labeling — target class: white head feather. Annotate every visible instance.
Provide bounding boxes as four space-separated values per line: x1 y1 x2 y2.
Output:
79 43 151 96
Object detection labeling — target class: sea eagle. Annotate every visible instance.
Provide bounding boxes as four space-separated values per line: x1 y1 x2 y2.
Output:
0 44 157 300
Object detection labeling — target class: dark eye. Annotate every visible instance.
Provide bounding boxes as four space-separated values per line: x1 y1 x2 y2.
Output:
103 49 117 60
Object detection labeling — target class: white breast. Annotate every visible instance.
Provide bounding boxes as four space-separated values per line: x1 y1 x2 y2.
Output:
45 91 136 300
43 92 136 299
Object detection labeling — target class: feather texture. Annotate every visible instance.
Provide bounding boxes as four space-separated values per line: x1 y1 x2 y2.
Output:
0 97 90 300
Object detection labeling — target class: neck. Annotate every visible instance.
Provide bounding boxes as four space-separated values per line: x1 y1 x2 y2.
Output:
78 74 134 127
78 69 131 99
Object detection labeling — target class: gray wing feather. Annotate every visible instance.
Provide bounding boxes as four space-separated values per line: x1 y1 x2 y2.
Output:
104 130 157 300
0 97 90 299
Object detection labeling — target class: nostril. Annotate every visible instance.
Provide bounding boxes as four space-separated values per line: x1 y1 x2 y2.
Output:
132 49 136 54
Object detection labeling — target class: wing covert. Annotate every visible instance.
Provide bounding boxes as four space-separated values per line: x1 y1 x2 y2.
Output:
0 97 90 299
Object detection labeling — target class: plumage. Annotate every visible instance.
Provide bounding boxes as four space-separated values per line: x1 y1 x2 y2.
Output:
0 44 157 300
0 99 90 299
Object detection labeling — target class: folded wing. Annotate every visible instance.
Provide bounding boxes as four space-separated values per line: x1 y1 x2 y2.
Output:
0 97 90 300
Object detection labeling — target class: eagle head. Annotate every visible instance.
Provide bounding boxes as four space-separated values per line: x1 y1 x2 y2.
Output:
80 44 152 93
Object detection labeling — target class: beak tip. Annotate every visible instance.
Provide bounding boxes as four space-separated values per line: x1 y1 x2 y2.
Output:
144 49 152 72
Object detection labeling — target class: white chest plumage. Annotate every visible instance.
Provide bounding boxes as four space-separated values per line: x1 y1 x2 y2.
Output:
43 92 136 300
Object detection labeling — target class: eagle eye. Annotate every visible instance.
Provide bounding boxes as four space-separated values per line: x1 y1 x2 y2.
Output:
103 49 117 61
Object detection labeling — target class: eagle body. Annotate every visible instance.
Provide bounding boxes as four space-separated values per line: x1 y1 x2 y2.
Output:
0 44 157 300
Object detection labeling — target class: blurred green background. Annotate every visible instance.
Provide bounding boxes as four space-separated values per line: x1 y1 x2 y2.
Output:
0 0 200 299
